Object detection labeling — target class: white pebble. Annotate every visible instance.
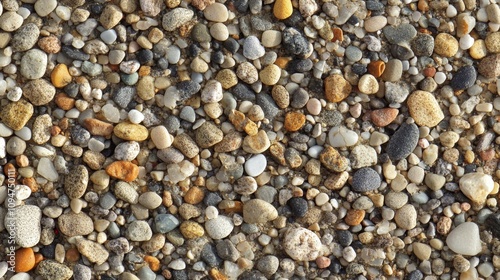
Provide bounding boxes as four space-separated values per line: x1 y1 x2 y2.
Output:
205 205 218 220
434 72 447 84
459 34 474 50
446 5 457 17
244 154 267 177
128 109 144 124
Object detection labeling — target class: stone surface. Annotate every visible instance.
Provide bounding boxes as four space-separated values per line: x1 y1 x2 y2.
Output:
58 212 94 237
4 205 41 247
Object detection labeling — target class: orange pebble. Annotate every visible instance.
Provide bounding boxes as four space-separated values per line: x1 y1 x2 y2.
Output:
368 61 386 78
284 111 306 132
15 248 35 272
65 247 80 262
184 187 205 204
345 209 365 226
144 255 161 271
105 161 139 182
332 27 343 42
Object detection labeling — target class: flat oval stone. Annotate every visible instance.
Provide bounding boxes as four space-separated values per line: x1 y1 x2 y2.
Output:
450 65 477 90
244 154 267 177
386 123 419 161
407 90 444 127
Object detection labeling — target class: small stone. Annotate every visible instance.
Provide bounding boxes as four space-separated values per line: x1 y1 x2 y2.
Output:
345 209 365 226
20 49 47 80
11 23 39 52
0 99 33 131
394 204 417 230
115 142 140 161
126 220 153 241
15 248 35 272
23 79 56 106
283 228 322 261
450 65 477 90
358 74 379 94
273 0 293 20
76 239 109 265
4 205 41 247
364 16 387 32
100 5 123 29
319 146 348 172
371 108 398 127
243 36 265 60
58 212 94 237
410 34 434 56
64 165 88 199
324 74 351 103
242 130 270 154
114 122 149 141
470 40 488 60
381 59 403 82
386 123 419 161
162 8 194 31
244 154 266 177
51 64 72 88
282 27 312 57
203 3 228 22
260 64 281 85
407 90 444 127
243 199 278 224
485 32 500 53
105 161 139 182
328 126 358 147
36 260 73 280
382 23 417 44
459 172 494 205
151 126 173 149
140 0 163 16
0 12 23 32
446 222 482 255
139 192 162 209
195 121 223 148
351 168 381 192
262 30 282 48
73 264 92 280
201 80 223 103
154 214 179 233
350 145 377 169
434 33 459 57
413 243 431 261
478 54 500 79
215 69 238 89
284 111 305 132
205 215 234 239
180 221 205 239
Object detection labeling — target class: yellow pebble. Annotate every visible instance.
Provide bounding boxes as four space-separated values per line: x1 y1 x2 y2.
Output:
273 0 293 20
51 64 72 88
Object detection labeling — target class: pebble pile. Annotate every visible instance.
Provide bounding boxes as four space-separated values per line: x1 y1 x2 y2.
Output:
0 0 499 279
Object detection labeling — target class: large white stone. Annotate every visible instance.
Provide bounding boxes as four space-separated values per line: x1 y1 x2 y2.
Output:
446 222 482 256
459 172 494 204
283 228 322 261
37 157 59 182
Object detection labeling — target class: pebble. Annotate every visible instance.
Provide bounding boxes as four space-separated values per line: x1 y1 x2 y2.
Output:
485 32 500 53
106 161 139 182
478 54 500 78
328 126 358 147
113 122 148 141
77 239 109 265
365 16 387 32
64 165 88 199
459 172 494 205
243 36 265 60
15 248 35 272
12 23 39 52
446 222 482 255
324 74 351 102
283 228 322 261
260 64 281 85
0 12 23 32
407 90 444 127
394 204 417 230
371 108 398 127
412 243 431 261
20 49 47 79
381 59 403 82
4 205 41 247
100 5 123 29
450 65 477 90
126 221 153 241
243 199 278 223
319 146 348 172
351 168 381 192
35 260 73 280
386 123 419 161
58 212 94 236
205 215 234 239
151 126 173 149
138 192 162 209
357 74 379 94
244 154 266 177
382 23 417 44
162 8 194 31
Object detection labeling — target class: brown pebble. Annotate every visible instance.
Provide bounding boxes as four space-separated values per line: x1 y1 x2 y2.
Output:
284 111 306 132
184 187 204 204
332 27 343 42
55 93 75 110
368 60 385 78
371 108 398 127
316 256 331 269
65 247 80 263
83 118 114 137
345 209 365 226
324 74 352 103
38 35 61 53
423 67 436 77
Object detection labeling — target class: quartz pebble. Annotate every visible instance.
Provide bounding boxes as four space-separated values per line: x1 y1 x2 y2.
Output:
446 222 482 255
283 228 322 261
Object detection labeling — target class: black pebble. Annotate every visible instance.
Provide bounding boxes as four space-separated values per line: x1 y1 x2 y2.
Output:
351 63 367 75
337 230 353 247
287 197 308 218
223 38 240 54
450 65 477 90
136 49 153 64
